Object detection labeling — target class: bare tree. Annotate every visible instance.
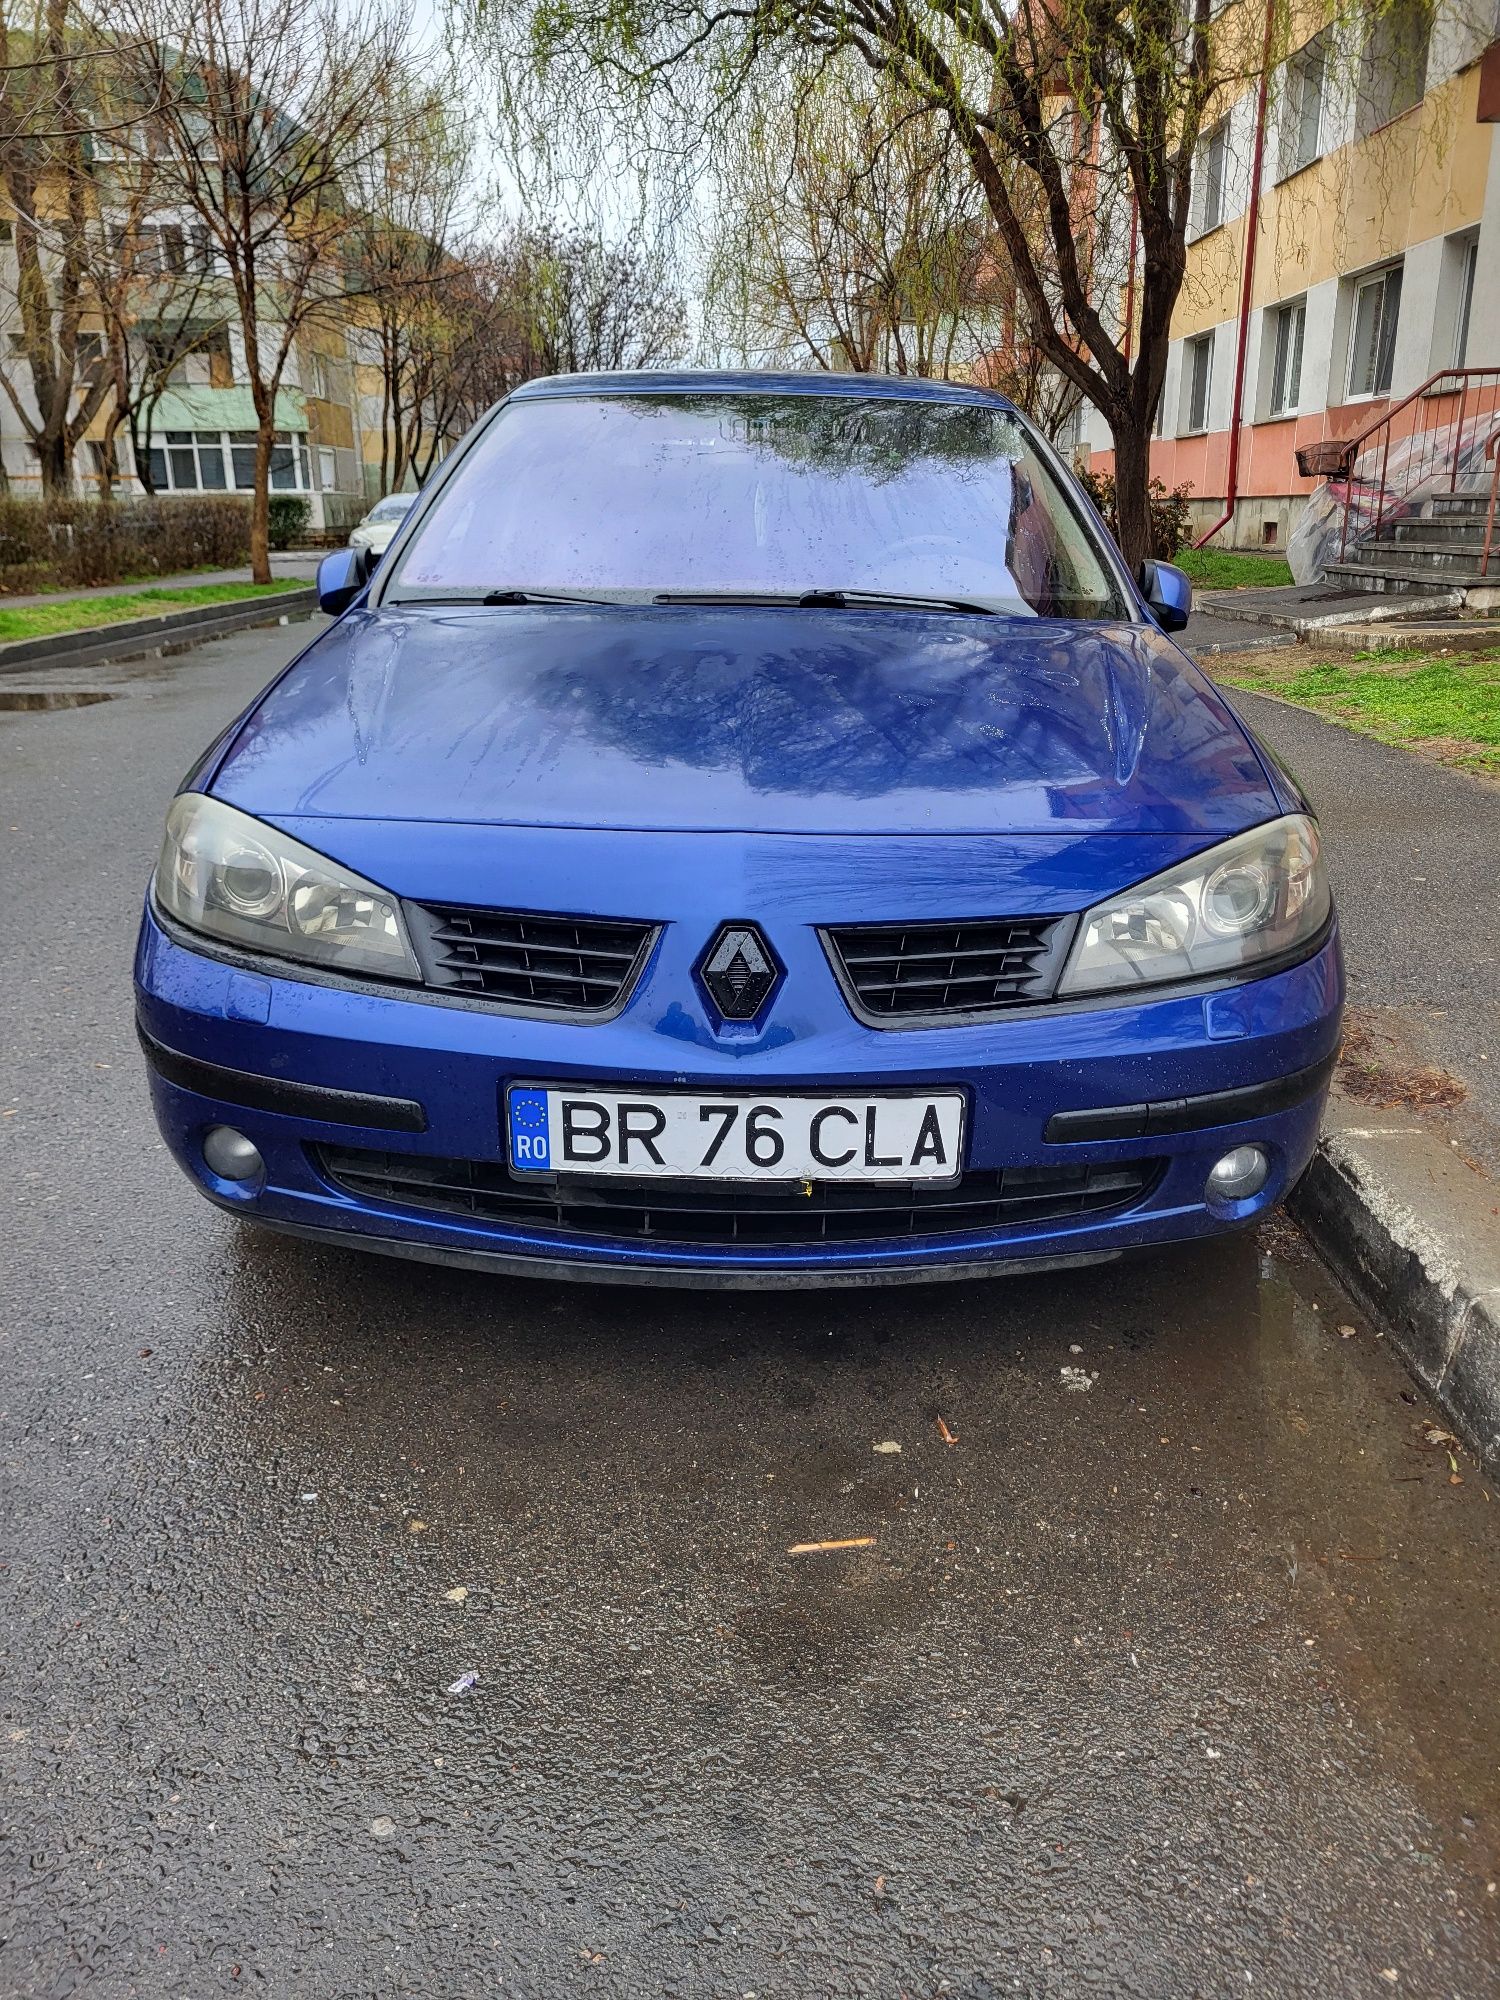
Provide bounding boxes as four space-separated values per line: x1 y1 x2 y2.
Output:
380 223 686 485
345 89 475 493
493 222 687 380
706 68 1004 382
113 0 442 578
399 252 517 480
0 0 144 492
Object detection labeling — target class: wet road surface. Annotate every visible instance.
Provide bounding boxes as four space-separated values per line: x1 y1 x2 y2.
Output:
3 625 1499 1998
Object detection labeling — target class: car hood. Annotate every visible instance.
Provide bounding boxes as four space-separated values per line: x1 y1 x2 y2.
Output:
211 604 1277 836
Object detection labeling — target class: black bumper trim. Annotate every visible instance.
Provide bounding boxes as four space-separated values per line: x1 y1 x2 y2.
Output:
137 1024 428 1134
1044 1051 1337 1145
219 1209 1121 1289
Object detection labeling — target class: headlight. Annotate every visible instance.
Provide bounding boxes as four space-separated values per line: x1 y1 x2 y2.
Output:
1058 813 1329 997
155 793 420 982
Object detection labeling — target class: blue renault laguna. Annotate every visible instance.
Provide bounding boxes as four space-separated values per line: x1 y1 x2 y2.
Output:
135 371 1342 1287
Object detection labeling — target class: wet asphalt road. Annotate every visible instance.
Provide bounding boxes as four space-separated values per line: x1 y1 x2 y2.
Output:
3 624 1500 1999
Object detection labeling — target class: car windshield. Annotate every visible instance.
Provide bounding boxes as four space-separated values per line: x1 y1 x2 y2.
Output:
383 392 1127 619
367 495 414 523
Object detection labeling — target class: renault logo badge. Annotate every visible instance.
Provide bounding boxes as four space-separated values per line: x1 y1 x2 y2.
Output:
697 922 781 1021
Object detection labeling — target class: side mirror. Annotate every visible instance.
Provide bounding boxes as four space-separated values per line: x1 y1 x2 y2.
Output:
317 544 371 617
1139 559 1192 633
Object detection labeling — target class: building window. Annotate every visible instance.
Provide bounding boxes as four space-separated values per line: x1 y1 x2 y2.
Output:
143 334 190 385
147 431 228 491
75 331 105 378
1196 119 1230 234
1348 265 1402 397
228 430 310 492
319 445 337 491
1356 1 1431 138
1184 333 1214 433
204 327 234 388
1453 236 1479 366
147 429 309 492
1270 299 1306 416
144 223 185 275
113 221 213 278
1279 33 1327 177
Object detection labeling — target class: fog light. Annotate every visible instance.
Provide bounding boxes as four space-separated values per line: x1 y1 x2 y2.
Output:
1207 1144 1270 1203
203 1125 263 1181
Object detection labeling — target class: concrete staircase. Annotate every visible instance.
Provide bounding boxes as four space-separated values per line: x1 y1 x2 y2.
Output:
1323 481 1500 608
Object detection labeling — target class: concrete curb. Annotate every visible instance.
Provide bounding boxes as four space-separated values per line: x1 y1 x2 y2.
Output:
1197 586 1465 634
1291 1089 1500 1465
0 587 319 677
1313 619 1500 653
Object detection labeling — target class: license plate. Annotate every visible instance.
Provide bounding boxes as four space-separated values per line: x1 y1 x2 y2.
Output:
506 1086 965 1183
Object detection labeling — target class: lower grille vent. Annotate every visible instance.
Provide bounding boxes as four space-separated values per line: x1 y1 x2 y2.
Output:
317 1147 1161 1248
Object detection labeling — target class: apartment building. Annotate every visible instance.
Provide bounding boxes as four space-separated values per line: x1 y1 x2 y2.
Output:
0 181 430 525
1078 0 1500 547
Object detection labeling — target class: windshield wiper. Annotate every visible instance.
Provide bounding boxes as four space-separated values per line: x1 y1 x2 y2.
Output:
385 588 616 608
653 588 997 615
480 588 615 606
797 588 997 615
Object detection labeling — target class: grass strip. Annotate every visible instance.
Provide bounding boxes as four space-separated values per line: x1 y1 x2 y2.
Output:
1217 645 1500 779
1177 548 1295 591
0 579 302 645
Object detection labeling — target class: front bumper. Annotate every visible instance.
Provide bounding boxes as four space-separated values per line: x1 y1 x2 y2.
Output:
135 904 1343 1286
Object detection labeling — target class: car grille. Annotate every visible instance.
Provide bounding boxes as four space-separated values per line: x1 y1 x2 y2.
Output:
316 1148 1161 1248
406 905 657 1014
822 915 1072 1022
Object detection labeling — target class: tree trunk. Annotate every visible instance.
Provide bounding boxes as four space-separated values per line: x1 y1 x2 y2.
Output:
250 424 273 584
1110 418 1155 572
37 430 72 497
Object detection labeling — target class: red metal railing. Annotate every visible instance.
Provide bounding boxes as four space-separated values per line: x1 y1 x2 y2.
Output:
1335 366 1500 560
1481 423 1500 579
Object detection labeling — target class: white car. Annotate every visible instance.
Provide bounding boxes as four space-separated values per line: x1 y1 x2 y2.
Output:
348 492 417 558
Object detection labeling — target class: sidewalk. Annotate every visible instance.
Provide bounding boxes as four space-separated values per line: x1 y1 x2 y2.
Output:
1216 685 1500 1173
1 550 324 611
1185 653 1500 1457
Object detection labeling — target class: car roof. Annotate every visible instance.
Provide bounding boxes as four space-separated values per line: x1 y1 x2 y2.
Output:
508 368 1020 412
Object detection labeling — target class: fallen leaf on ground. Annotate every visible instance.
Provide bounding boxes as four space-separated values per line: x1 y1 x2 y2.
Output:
1417 1422 1458 1448
873 1440 901 1454
443 1586 468 1603
408 1519 428 1534
788 1536 876 1555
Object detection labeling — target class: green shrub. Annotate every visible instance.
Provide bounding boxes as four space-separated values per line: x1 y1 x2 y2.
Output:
267 495 312 551
0 495 251 594
1076 468 1194 561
